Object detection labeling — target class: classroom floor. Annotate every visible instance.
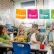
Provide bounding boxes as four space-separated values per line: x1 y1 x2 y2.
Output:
3 51 13 54
3 51 42 54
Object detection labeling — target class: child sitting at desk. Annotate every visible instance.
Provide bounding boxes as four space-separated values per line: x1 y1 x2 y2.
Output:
0 25 10 44
47 29 53 46
0 25 11 54
14 25 27 42
30 24 44 44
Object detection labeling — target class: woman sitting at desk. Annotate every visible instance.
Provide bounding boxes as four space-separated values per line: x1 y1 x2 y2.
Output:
0 25 11 54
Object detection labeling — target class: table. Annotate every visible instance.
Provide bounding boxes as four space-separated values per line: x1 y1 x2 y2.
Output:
0 44 13 54
0 44 13 48
0 43 50 54
30 43 50 54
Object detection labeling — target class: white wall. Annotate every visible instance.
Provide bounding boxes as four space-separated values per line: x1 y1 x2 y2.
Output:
44 0 54 9
13 0 54 27
13 0 46 28
44 0 49 8
48 0 54 9
13 0 36 27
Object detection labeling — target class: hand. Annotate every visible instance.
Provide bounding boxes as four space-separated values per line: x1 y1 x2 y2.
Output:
37 42 41 44
48 42 53 46
9 39 14 42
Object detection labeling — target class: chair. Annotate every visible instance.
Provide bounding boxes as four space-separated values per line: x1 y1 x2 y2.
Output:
13 42 31 54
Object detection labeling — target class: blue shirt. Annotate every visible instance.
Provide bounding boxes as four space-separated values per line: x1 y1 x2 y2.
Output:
48 31 53 42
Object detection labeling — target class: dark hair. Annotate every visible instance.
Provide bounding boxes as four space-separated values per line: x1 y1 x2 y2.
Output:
0 25 6 35
32 24 38 28
38 29 40 32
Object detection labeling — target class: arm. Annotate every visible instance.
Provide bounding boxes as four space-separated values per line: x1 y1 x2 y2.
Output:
31 33 41 44
48 32 53 45
0 37 9 44
48 42 53 46
42 35 47 44
4 33 10 40
4 33 14 42
31 40 41 44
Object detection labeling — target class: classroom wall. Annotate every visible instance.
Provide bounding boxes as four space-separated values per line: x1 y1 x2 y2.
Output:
0 0 54 26
14 0 44 27
0 0 14 25
44 0 54 9
37 0 44 9
13 0 54 27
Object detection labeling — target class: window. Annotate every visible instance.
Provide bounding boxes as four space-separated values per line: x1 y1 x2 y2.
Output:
21 0 35 8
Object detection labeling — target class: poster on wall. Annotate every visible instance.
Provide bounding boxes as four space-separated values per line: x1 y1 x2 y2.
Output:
27 9 38 19
16 9 26 19
51 9 54 19
39 9 50 19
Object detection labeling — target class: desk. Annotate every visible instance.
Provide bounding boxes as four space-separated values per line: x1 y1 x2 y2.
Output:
0 44 13 48
0 44 13 54
30 44 50 54
0 43 50 54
